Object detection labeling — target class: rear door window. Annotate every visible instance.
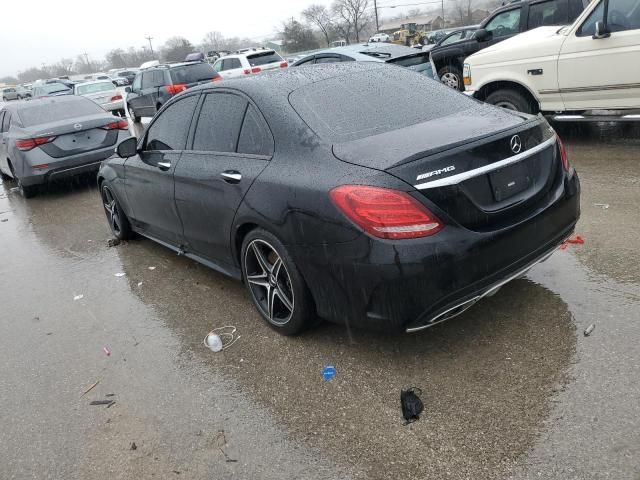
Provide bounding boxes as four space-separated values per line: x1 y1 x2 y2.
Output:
528 0 568 28
237 105 273 156
246 51 283 66
192 93 247 152
145 95 199 151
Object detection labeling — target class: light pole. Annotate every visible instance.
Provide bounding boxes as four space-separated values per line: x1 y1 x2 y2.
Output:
374 0 380 33
145 36 154 55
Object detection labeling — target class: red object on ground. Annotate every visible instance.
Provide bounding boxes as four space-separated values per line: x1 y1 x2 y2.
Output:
559 234 585 250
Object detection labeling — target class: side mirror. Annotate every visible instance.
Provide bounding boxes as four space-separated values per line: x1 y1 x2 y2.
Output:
593 20 611 39
116 136 138 159
124 86 132 93
474 28 490 41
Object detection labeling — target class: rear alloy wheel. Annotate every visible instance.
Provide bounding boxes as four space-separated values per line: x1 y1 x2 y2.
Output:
438 65 463 90
128 104 140 123
486 89 536 114
241 229 314 335
101 184 133 240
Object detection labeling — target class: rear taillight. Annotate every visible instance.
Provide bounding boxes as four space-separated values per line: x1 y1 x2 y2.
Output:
243 69 251 75
251 67 261 74
15 136 56 151
557 136 570 171
330 185 443 240
280 61 289 68
212 76 222 82
102 119 129 130
110 94 123 101
165 84 187 94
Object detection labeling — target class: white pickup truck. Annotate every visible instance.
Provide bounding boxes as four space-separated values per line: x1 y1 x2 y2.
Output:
463 0 640 121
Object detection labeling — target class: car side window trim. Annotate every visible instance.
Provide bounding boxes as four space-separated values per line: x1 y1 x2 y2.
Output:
186 89 273 159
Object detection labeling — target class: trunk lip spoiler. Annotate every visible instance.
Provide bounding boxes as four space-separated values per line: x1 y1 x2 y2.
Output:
414 134 557 190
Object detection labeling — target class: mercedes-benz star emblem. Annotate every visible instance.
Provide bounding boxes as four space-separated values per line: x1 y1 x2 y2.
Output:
74 123 83 130
510 135 522 154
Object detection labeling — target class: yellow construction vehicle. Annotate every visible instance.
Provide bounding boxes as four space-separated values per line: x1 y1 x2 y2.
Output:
392 23 427 47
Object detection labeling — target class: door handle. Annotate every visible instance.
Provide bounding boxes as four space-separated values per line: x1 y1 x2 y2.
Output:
157 161 171 170
221 171 242 184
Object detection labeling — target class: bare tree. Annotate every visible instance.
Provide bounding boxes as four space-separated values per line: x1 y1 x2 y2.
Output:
302 4 334 47
451 0 474 26
202 31 225 51
332 0 371 43
161 36 195 62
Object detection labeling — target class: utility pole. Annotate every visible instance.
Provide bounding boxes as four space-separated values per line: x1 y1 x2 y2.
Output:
145 36 154 55
441 0 445 27
374 0 380 33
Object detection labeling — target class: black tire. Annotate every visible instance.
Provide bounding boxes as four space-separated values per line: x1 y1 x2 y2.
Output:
101 183 133 240
438 65 464 91
2 97 6 102
127 104 140 123
486 89 536 114
241 228 315 335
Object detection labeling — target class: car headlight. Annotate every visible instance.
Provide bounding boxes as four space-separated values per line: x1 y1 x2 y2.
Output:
463 63 471 86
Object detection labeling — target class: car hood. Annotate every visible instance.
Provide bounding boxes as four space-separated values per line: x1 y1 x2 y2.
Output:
468 27 565 65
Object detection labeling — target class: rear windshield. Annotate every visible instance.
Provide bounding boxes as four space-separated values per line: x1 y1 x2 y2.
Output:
76 82 114 95
37 83 69 94
388 53 433 76
18 98 104 126
170 63 216 84
289 66 472 143
247 51 283 67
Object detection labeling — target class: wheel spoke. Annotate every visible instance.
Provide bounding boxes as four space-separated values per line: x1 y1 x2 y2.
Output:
275 287 293 313
268 286 277 320
251 243 271 274
247 273 269 288
272 257 282 277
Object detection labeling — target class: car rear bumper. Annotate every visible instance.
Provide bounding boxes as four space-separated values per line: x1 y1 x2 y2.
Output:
290 173 580 333
100 99 124 111
20 135 127 186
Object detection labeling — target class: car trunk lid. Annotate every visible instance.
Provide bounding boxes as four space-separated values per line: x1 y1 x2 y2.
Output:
25 114 121 158
332 114 560 232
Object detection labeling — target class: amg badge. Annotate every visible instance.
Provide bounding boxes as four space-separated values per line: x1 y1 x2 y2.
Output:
416 165 456 181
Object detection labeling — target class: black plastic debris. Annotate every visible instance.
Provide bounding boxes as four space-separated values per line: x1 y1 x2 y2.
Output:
401 387 424 425
130 442 137 451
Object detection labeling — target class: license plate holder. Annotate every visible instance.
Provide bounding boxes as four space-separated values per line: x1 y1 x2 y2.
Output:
489 162 531 202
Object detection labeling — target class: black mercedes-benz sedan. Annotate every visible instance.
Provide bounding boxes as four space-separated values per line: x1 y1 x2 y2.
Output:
99 63 580 335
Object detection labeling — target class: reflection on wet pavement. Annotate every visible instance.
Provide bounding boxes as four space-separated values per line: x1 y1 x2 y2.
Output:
0 123 638 479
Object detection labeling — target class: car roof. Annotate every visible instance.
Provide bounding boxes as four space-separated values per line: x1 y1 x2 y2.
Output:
191 62 388 98
311 43 423 61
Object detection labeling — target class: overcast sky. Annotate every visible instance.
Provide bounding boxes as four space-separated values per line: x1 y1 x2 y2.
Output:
0 0 422 78
0 0 351 77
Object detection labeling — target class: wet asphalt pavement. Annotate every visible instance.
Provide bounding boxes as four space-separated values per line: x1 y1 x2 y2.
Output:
0 121 638 480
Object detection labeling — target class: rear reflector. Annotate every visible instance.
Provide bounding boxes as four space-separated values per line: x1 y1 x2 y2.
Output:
557 136 570 171
110 95 123 101
15 136 56 151
280 62 288 68
243 69 251 75
102 119 129 130
212 76 223 82
330 185 443 239
165 84 187 94
32 164 49 169
251 67 261 74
